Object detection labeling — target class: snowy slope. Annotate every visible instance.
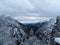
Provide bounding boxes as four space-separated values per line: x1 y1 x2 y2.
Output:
55 38 60 44
36 18 56 34
36 18 56 45
0 16 26 45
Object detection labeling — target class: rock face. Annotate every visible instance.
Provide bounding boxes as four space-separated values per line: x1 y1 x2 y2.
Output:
0 16 26 45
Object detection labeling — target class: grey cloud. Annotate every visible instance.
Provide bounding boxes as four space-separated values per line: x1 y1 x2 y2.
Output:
0 0 60 17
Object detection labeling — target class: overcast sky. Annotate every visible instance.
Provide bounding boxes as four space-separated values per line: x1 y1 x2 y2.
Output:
0 0 60 23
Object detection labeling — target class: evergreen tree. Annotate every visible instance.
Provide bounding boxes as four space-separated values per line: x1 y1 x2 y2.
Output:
30 28 34 36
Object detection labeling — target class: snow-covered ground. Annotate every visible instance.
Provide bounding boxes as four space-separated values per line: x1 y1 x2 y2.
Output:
55 37 60 44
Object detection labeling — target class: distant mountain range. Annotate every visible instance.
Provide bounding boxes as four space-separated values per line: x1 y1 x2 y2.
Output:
24 21 48 33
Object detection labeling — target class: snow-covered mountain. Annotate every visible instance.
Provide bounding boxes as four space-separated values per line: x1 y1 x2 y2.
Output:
36 18 56 35
36 18 56 45
0 15 60 45
0 16 26 45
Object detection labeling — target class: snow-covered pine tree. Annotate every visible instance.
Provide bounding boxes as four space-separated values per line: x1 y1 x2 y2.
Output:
30 28 34 36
